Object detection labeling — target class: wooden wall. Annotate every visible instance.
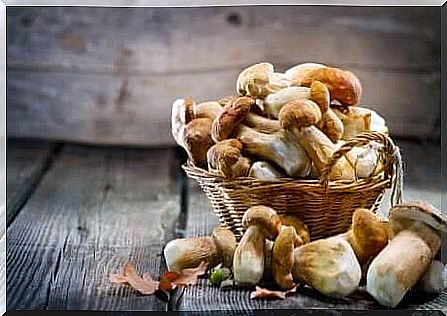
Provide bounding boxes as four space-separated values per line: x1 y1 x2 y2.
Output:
7 6 440 146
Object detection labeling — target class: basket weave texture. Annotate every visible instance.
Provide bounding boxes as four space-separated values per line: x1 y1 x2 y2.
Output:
183 132 403 240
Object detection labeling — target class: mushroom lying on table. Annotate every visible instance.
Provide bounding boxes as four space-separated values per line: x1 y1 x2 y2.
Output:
366 201 447 307
163 226 237 271
233 206 282 286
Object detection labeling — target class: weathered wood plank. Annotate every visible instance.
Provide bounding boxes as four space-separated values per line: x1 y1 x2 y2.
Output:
6 7 439 73
6 67 440 146
6 140 57 226
176 141 445 311
7 145 180 310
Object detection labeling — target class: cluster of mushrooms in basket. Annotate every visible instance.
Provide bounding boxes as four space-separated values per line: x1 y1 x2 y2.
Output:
167 62 446 307
171 62 389 181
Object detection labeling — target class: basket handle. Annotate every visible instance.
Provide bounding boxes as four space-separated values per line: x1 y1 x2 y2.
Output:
319 132 403 207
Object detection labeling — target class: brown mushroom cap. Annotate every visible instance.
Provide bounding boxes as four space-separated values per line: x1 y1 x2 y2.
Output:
242 205 282 240
389 201 447 234
211 96 255 142
310 81 330 114
272 226 300 290
212 226 237 268
298 67 362 106
279 215 311 244
182 118 214 168
346 208 390 266
278 99 322 130
207 139 251 179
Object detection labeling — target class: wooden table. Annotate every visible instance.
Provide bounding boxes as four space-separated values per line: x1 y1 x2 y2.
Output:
6 139 446 313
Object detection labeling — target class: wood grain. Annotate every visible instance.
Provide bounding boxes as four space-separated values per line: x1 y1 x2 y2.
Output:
6 6 441 144
6 145 180 310
7 67 440 146
6 140 57 226
6 7 439 72
175 141 446 311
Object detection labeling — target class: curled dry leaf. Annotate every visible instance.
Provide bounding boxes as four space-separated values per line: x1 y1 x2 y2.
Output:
109 263 159 295
250 285 297 300
159 261 208 291
173 261 208 287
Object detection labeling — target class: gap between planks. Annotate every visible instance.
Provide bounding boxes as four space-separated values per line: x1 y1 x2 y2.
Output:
6 144 186 311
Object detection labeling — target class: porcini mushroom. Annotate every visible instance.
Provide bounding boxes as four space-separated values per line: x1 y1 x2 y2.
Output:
211 96 255 142
235 124 312 177
207 139 251 179
212 226 238 268
284 63 327 82
416 260 445 294
248 161 284 181
278 99 354 180
366 201 447 307
182 118 214 168
343 208 390 271
278 100 379 180
332 106 389 140
310 80 344 143
164 236 220 272
292 235 362 298
170 97 195 146
278 215 311 245
236 62 284 99
290 66 362 107
262 87 311 118
272 226 303 289
163 227 237 272
233 205 282 286
194 99 280 134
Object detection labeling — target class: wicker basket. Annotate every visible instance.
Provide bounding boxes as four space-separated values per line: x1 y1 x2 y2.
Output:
183 132 403 240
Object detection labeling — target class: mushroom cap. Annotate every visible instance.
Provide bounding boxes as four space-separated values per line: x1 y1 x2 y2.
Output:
182 118 214 168
171 97 196 146
346 208 390 265
298 67 362 106
272 226 300 290
212 226 237 268
242 205 282 240
310 80 330 114
236 62 275 98
163 236 220 272
207 139 250 179
211 96 254 142
278 99 322 130
279 214 310 244
389 201 447 234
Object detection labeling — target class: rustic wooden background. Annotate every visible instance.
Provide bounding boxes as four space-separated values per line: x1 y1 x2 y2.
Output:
6 6 441 146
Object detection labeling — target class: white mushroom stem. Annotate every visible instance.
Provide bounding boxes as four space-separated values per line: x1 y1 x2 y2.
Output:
233 225 267 286
262 87 311 118
235 125 312 177
292 235 362 298
366 223 441 307
249 161 284 180
292 125 356 180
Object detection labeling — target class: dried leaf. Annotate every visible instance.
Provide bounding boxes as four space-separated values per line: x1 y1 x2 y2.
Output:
109 263 159 295
172 261 208 287
250 286 297 300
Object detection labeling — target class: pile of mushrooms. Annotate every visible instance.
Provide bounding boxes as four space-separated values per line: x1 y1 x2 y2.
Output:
164 201 446 306
171 62 389 181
